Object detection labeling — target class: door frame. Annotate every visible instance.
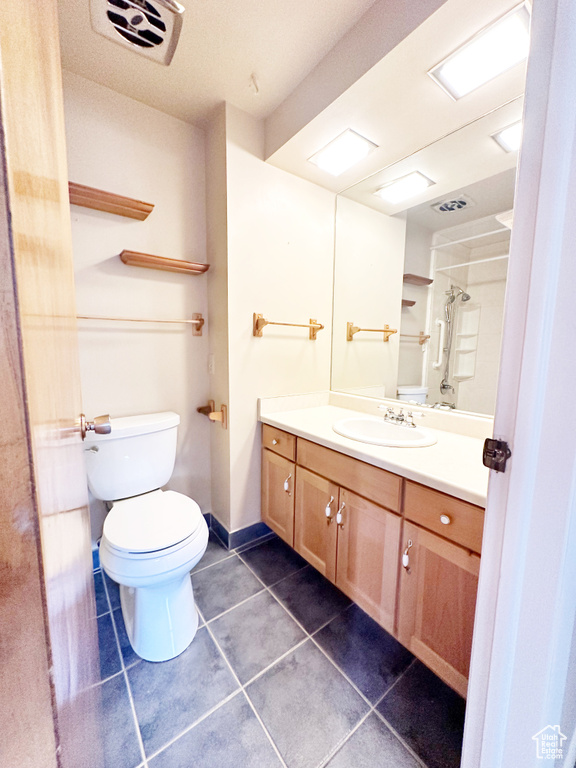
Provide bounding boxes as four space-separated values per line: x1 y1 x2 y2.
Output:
463 0 576 764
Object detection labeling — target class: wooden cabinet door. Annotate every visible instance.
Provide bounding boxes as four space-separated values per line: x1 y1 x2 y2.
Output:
398 521 480 698
261 449 295 545
335 489 401 634
294 466 338 581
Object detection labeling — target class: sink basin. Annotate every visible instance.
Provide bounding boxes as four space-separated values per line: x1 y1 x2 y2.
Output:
333 416 437 448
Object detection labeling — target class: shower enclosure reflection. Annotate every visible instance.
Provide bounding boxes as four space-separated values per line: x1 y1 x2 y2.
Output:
331 107 518 416
437 285 472 398
418 207 511 412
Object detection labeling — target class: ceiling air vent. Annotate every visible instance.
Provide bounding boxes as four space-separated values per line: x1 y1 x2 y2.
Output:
431 194 476 214
90 0 185 66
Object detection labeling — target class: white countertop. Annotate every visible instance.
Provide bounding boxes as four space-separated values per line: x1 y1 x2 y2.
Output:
260 402 490 507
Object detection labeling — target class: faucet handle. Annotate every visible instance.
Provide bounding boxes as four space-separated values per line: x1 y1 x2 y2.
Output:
405 412 416 428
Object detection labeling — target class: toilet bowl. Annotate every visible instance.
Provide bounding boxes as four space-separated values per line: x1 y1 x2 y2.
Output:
85 412 209 662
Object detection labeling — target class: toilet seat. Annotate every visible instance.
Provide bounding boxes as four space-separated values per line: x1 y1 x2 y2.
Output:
104 489 203 555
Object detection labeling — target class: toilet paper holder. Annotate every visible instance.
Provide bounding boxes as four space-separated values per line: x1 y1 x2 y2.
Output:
197 400 227 429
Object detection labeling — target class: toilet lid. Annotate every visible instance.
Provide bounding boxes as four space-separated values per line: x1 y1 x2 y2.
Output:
104 490 203 553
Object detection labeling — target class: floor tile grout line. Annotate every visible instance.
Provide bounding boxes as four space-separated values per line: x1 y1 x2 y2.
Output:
236 553 350 639
143 689 244 764
240 688 288 768
236 554 374 708
237 552 421 717
233 535 278 553
239 637 310 689
201 617 289 768
307 633 374 710
263 563 310 591
191 550 237 575
203 585 268 625
314 659 423 768
102 576 149 768
373 710 430 768
315 708 374 768
373 657 418 708
198 594 308 692
229 551 384 768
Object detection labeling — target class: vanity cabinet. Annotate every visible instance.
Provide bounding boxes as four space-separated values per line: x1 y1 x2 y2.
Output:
334 488 401 632
398 481 484 697
294 442 402 634
260 424 484 696
398 521 480 698
261 426 296 545
294 467 338 579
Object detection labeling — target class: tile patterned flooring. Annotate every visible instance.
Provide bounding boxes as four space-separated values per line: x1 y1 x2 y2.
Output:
94 532 466 768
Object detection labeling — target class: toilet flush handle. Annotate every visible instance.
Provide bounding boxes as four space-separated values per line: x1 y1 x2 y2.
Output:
79 414 111 440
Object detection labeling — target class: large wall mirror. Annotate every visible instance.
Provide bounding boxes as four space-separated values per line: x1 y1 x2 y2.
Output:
331 94 523 417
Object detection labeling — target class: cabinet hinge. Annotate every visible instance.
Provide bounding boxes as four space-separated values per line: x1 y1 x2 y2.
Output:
482 438 512 473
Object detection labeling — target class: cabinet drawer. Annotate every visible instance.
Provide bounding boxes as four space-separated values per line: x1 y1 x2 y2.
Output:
297 438 401 513
262 424 296 461
404 481 484 554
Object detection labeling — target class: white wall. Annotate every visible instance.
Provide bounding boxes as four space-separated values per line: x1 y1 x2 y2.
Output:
398 218 433 388
62 72 212 542
456 245 508 415
207 103 336 533
332 196 406 398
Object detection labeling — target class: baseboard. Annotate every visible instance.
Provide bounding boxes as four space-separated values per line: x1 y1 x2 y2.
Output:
209 516 272 551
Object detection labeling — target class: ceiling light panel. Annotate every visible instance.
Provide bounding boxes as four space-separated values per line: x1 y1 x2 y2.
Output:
429 4 530 100
308 129 378 176
375 171 435 205
492 120 523 152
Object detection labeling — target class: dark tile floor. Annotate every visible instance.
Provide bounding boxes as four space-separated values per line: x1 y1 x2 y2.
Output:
93 532 466 768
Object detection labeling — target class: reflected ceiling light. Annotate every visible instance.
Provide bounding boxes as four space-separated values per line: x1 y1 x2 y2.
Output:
492 120 523 152
308 129 378 176
429 4 530 100
374 171 435 205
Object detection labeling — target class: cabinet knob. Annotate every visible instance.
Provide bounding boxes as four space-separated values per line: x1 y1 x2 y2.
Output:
272 439 278 445
440 514 451 525
325 496 335 523
336 502 345 528
283 473 292 495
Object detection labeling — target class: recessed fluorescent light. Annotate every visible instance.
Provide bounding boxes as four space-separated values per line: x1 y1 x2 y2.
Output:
308 129 378 176
429 4 530 100
375 172 435 205
492 121 523 152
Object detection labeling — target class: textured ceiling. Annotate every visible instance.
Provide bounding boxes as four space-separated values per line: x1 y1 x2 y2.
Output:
57 0 379 126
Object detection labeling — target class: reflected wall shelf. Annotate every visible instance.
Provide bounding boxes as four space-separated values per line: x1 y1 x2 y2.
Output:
119 250 210 275
69 182 154 220
403 273 433 286
402 299 416 307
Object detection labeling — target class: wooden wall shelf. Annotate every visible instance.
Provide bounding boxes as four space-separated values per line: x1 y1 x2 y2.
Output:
119 250 210 275
402 299 416 307
403 273 433 286
68 182 154 221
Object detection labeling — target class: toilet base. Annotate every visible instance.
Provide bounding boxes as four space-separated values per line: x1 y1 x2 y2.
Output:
120 575 199 662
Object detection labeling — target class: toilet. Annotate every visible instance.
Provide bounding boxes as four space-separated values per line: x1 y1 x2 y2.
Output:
397 385 428 404
85 411 208 662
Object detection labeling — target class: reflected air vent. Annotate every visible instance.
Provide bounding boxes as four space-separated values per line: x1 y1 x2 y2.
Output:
431 194 476 214
90 0 185 65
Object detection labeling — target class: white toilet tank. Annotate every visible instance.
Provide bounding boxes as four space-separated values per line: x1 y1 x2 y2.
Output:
84 412 180 501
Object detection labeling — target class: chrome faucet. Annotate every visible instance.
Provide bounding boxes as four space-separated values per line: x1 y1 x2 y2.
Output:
378 405 417 428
